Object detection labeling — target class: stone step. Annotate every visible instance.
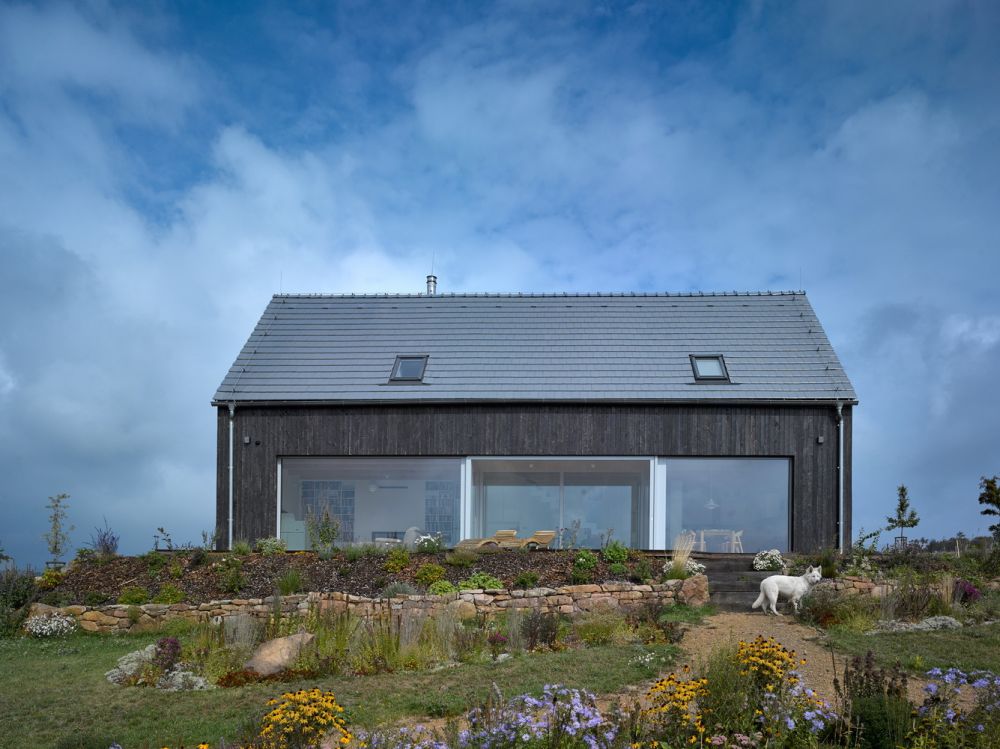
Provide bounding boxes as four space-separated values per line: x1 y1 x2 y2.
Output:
709 590 761 611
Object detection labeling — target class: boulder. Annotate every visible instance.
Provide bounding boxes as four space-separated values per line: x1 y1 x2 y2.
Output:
105 644 156 685
244 632 315 676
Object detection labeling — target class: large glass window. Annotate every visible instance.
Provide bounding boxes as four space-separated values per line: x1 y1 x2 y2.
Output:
472 459 650 548
663 458 790 553
280 458 462 549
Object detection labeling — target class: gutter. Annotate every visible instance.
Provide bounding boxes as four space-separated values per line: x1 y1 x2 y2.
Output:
227 402 235 551
836 401 844 551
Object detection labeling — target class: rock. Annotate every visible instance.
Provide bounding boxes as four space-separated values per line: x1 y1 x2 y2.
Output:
28 603 61 618
244 633 315 676
106 644 157 685
870 615 963 634
679 574 709 607
157 669 214 691
447 599 477 620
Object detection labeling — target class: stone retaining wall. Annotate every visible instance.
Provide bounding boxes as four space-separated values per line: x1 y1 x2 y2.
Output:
816 576 1000 598
31 575 709 635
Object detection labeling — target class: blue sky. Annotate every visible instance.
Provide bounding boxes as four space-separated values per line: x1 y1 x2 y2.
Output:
1 1 998 567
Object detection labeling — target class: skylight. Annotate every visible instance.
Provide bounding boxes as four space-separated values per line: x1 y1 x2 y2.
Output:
390 355 428 382
690 355 730 382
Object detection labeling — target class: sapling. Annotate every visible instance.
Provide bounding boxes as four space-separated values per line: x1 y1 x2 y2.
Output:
43 493 74 565
886 485 920 547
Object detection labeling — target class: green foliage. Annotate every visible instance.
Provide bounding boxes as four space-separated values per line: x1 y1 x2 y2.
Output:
168 561 184 580
275 568 304 596
152 583 186 604
216 556 246 595
629 556 654 583
459 572 503 590
815 546 839 579
414 563 445 587
380 581 418 598
520 609 560 650
444 549 478 567
886 485 920 543
383 546 410 573
573 610 628 646
0 567 38 636
142 551 167 576
571 548 598 583
117 586 150 605
608 562 628 578
602 540 629 564
187 547 208 567
231 539 252 556
799 587 880 631
428 580 458 595
254 537 287 556
305 506 340 555
38 568 64 591
82 591 107 607
837 651 911 749
416 536 443 553
43 493 73 561
979 475 1000 540
513 571 539 589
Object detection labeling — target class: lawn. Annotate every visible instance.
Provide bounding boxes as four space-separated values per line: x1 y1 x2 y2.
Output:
826 621 1000 674
0 630 679 748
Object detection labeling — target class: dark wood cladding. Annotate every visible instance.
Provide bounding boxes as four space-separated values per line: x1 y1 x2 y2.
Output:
218 402 852 553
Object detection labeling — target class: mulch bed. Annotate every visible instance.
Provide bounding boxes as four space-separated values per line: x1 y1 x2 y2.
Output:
48 549 661 605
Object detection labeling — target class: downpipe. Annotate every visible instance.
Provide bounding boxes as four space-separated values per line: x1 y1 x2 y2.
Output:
836 402 844 551
228 402 235 550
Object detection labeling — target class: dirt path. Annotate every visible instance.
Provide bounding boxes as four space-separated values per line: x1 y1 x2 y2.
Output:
677 611 930 707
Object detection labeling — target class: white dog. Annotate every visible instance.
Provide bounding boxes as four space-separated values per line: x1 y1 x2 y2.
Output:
751 565 822 615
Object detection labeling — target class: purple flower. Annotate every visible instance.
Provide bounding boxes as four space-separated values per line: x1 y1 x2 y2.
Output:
785 717 796 730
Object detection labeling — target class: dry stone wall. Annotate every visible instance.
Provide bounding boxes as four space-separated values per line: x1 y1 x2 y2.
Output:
31 576 710 635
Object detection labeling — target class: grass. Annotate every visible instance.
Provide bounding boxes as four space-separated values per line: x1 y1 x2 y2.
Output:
0 631 678 746
826 621 1000 674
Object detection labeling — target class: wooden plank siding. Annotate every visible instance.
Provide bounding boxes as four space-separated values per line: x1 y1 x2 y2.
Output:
216 403 852 553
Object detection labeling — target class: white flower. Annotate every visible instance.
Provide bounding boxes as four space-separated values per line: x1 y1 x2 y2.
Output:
753 549 785 571
24 613 77 637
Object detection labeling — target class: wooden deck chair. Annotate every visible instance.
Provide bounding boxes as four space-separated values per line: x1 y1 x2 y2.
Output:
453 530 517 550
499 529 557 550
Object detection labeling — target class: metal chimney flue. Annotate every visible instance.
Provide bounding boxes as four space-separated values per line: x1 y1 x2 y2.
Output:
426 274 438 295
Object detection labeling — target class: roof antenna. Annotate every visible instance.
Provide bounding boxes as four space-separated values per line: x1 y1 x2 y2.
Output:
427 250 438 295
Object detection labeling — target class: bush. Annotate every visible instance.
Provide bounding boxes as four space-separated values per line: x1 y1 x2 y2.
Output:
514 571 539 590
255 537 287 556
414 563 445 587
152 583 185 604
38 568 64 591
24 613 77 637
117 586 150 605
629 556 653 583
380 581 418 598
444 549 478 567
187 547 208 567
459 572 503 590
574 549 598 571
753 549 785 571
88 519 119 558
416 536 444 553
799 588 879 630
142 551 167 576
602 540 629 564
152 636 182 672
305 507 339 556
83 591 108 607
520 609 560 650
383 546 410 573
837 651 910 749
574 610 627 646
428 580 458 595
607 562 628 579
215 556 246 595
276 568 304 595
231 539 252 556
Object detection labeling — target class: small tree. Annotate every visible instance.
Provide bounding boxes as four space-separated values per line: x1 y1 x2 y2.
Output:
885 484 919 547
43 493 74 564
979 475 1000 541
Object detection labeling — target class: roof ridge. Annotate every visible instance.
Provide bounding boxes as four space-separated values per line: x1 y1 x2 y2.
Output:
271 290 808 299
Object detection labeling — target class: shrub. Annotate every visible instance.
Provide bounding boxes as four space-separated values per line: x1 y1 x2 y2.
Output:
414 563 445 587
215 556 246 595
83 590 108 607
663 558 705 580
0 569 33 620
168 561 184 580
574 610 627 646
118 586 150 605
152 583 185 604
459 572 503 590
753 549 785 571
574 549 598 571
142 551 167 576
416 536 444 553
837 651 911 749
428 580 458 595
608 562 628 578
383 546 410 573
602 540 629 564
88 518 119 558
514 571 539 590
231 539 252 556
38 568 64 591
380 582 418 598
520 609 560 650
152 636 182 672
255 537 287 556
305 506 340 556
43 492 73 562
24 613 77 637
275 568 303 596
187 547 208 567
444 549 478 567
954 578 982 604
630 556 654 583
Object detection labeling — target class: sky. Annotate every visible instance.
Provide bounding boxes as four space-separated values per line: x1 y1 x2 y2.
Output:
1 0 998 568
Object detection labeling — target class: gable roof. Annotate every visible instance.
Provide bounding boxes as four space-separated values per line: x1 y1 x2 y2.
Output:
213 291 857 405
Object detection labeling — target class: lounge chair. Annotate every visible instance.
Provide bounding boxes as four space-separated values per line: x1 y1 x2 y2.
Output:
453 530 518 550
498 530 557 550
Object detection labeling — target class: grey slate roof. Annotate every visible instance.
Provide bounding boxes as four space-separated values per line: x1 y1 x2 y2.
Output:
213 292 857 404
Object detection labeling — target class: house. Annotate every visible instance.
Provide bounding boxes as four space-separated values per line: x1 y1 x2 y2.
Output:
213 283 857 554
